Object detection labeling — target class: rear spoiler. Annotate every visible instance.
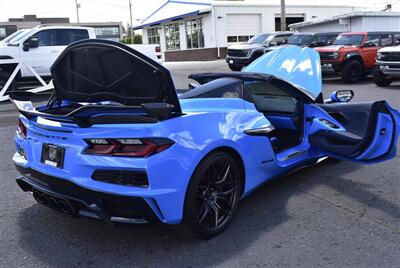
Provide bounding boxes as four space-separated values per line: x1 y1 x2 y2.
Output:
9 91 177 128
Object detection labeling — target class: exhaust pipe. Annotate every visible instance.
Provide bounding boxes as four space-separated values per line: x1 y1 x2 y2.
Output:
32 189 77 216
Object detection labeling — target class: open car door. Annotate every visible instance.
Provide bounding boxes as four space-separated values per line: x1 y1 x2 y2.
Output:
307 101 400 163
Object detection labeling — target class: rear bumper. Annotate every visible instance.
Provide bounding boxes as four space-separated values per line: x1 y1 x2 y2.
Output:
15 165 160 224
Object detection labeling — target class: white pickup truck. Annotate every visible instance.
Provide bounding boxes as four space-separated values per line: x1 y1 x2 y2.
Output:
0 25 160 92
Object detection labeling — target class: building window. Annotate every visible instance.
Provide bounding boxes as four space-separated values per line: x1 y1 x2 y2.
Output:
185 18 204 49
147 28 160 44
94 27 120 36
227 35 254 44
165 23 180 51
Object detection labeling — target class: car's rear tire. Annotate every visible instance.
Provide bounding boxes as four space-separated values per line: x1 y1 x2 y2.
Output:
228 64 242 71
183 151 243 239
342 59 363 83
0 70 17 92
373 68 392 87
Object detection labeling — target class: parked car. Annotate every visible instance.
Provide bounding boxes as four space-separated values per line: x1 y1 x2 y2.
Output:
373 44 400 86
0 26 159 92
263 32 341 54
274 32 339 48
11 41 400 239
315 31 400 83
226 32 293 71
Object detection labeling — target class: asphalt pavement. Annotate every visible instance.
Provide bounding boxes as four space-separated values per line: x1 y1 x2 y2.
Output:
0 60 400 267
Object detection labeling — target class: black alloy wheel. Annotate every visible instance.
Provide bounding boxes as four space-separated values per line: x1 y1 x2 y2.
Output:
183 152 242 239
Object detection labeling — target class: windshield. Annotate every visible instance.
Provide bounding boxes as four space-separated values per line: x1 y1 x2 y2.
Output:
8 28 35 45
248 34 271 44
287 35 313 46
333 34 364 45
1 30 26 44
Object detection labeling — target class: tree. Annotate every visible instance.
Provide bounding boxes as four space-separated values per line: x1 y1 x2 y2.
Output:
121 29 142 44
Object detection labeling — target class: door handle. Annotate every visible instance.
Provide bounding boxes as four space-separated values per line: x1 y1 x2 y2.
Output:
50 50 58 53
244 125 275 136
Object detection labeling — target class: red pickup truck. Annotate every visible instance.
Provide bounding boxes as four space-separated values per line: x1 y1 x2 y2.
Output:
315 32 400 83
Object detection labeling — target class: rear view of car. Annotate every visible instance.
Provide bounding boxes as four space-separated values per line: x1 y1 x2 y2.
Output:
13 39 185 225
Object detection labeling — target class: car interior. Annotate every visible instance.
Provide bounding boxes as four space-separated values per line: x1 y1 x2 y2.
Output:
182 76 304 153
243 79 303 152
311 101 394 158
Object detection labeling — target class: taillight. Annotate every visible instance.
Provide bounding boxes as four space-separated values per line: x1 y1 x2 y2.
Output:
17 119 27 139
84 138 174 157
155 46 161 53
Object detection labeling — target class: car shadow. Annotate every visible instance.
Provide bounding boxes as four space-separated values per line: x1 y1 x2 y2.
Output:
16 160 400 267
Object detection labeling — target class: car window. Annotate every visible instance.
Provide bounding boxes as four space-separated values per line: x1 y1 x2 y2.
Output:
195 83 242 99
33 30 57 46
380 34 393 46
55 29 89 45
333 34 364 45
32 29 89 47
244 80 297 114
287 35 313 46
248 34 271 44
9 28 35 44
270 36 285 46
312 35 327 42
395 34 400 45
365 34 380 47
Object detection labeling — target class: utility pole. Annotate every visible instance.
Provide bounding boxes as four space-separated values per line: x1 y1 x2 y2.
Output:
75 0 80 24
129 0 134 44
280 0 286 31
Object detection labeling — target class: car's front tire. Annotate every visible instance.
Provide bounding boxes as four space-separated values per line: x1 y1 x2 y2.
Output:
183 151 243 239
373 68 392 87
342 59 363 83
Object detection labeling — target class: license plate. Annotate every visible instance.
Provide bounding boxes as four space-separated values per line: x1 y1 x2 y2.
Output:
41 144 65 168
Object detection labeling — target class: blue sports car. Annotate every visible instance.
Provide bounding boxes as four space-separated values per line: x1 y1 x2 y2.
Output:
12 40 400 239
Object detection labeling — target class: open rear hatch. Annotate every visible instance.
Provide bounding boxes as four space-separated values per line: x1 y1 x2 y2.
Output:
10 39 181 127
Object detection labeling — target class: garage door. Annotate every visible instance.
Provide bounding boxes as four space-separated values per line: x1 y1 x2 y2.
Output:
226 14 262 36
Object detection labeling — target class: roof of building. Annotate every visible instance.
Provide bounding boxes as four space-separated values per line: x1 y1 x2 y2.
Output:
133 0 212 30
290 11 400 29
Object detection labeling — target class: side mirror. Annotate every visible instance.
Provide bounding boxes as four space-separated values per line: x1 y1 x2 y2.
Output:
325 90 354 103
269 41 277 47
23 37 39 51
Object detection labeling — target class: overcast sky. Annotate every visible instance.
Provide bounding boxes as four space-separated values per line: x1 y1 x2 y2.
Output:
0 0 398 27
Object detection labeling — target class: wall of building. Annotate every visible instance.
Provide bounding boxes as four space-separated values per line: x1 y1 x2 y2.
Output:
292 20 349 32
213 5 356 48
357 16 400 31
293 16 400 33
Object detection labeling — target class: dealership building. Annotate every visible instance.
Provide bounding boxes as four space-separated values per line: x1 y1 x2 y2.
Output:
289 11 400 32
134 0 359 61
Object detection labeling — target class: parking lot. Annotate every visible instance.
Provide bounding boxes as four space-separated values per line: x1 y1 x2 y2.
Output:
0 60 400 267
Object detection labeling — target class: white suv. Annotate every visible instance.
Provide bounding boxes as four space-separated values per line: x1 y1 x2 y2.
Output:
0 26 96 90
